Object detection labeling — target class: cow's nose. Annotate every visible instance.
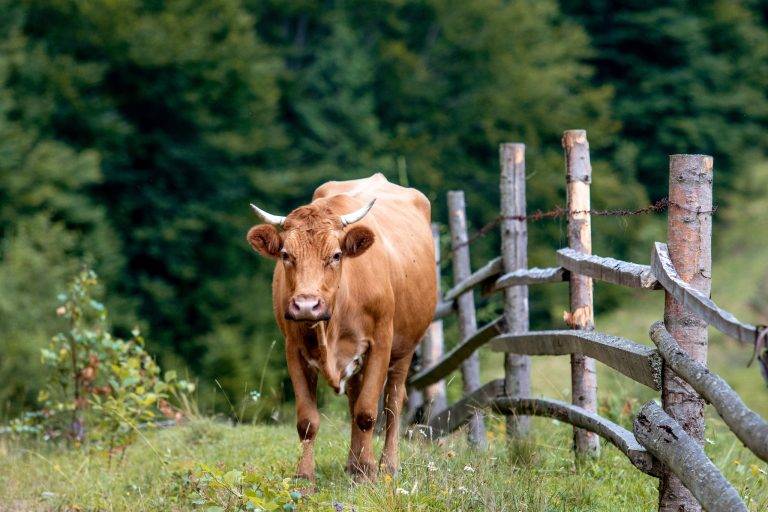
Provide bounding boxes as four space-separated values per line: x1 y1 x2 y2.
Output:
287 295 328 321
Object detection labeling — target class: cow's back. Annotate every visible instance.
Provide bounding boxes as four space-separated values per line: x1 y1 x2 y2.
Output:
313 174 437 356
313 173 430 223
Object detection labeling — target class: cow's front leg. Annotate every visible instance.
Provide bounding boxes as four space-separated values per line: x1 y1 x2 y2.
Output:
348 322 392 482
286 345 319 482
380 353 412 475
345 372 375 480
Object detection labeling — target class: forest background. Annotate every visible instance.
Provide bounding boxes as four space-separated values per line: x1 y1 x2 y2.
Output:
3 0 768 420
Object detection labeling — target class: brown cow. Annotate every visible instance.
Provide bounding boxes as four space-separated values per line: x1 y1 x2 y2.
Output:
246 173 436 482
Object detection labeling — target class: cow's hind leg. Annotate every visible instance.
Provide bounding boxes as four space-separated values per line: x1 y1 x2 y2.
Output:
380 354 412 475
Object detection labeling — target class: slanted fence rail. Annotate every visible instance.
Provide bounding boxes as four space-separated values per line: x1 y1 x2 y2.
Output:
406 130 767 512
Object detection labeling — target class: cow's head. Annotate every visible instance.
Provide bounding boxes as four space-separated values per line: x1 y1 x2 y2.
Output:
246 198 376 322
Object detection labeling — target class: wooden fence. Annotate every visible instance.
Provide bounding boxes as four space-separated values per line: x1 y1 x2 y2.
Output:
406 130 768 512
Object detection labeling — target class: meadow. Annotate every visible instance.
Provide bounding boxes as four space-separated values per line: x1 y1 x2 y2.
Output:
2 211 767 511
3 2 768 510
1 393 765 511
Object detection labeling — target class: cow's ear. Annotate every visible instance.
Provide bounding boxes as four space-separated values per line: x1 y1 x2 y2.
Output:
247 225 282 259
342 226 375 258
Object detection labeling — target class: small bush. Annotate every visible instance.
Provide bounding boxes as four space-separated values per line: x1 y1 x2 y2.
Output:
180 462 304 511
8 267 194 454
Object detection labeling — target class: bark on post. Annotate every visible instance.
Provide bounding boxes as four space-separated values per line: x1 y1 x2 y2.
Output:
420 223 447 421
659 154 713 512
447 191 487 447
499 143 531 438
563 130 600 457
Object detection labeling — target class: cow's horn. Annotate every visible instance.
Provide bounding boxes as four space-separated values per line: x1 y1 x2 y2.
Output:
250 203 286 227
340 199 376 227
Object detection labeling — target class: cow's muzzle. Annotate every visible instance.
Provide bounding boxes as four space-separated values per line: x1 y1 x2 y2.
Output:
286 294 330 322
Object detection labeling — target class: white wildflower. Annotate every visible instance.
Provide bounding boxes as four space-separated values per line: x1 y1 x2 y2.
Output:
463 464 475 473
427 461 438 472
395 488 409 495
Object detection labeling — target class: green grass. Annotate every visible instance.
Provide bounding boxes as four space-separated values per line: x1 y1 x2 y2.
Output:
0 396 765 511
1 411 766 511
2 207 768 511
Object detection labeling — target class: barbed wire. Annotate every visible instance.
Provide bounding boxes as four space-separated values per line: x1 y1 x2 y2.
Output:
446 197 718 255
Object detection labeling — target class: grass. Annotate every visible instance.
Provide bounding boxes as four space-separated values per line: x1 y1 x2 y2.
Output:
2 205 768 511
1 412 765 511
0 406 764 512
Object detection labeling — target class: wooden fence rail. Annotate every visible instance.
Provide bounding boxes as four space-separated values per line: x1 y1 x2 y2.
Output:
433 300 454 320
651 242 758 345
495 397 660 477
427 379 660 477
443 257 502 303
649 321 768 463
405 133 767 512
434 264 566 321
634 401 747 512
488 266 567 294
488 330 662 390
427 379 504 438
556 248 661 290
408 317 505 389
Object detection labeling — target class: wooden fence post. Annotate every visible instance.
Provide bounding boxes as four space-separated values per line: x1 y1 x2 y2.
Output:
405 346 424 425
563 129 600 458
659 154 713 512
448 191 487 447
420 222 447 422
499 143 531 438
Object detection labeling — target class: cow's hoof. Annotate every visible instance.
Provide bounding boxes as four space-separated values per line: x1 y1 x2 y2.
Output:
346 461 378 483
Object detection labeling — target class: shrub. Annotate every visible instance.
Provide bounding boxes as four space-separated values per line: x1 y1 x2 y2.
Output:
8 267 194 455
180 463 304 512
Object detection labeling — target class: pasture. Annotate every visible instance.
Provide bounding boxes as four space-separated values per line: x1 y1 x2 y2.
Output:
3 268 767 511
3 3 768 508
1 366 765 511
3 149 768 511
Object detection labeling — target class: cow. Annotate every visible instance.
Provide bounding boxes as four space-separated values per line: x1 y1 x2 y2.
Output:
246 173 436 483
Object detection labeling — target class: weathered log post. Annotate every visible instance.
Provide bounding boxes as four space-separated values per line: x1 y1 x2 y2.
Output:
499 143 531 438
563 129 600 457
420 222 447 422
634 402 747 512
658 155 713 512
404 349 424 425
448 191 487 447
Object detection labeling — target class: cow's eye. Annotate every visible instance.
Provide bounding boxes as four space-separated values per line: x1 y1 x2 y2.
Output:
280 251 291 262
332 251 342 262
